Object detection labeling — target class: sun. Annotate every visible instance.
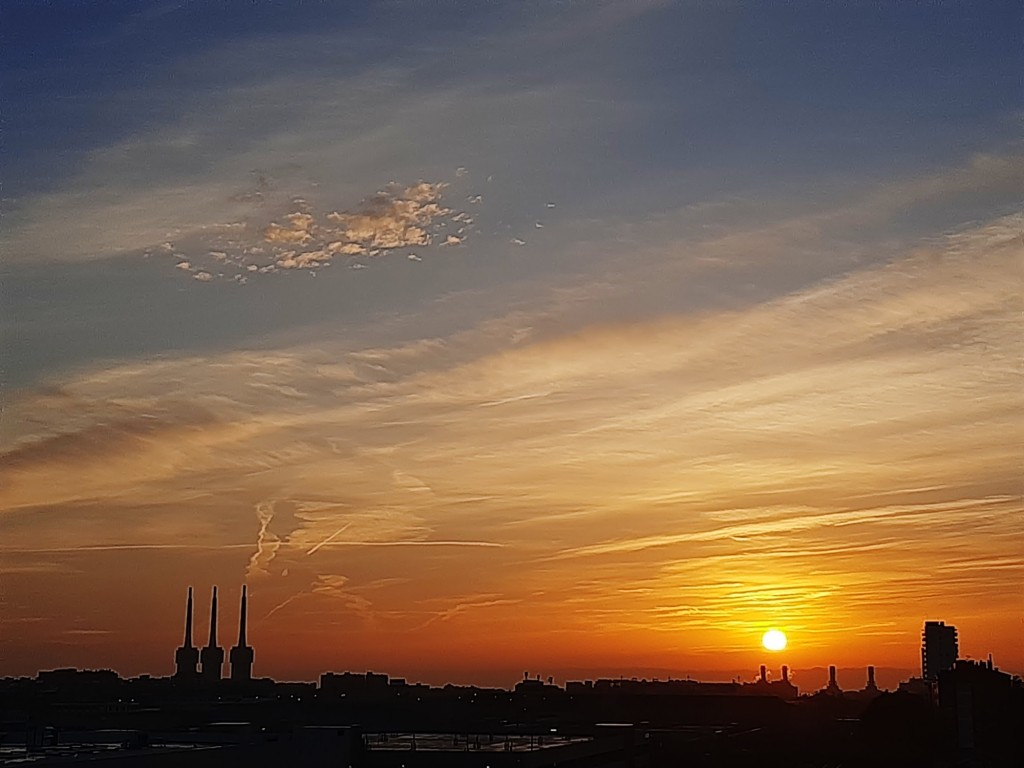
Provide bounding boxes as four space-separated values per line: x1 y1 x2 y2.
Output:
762 629 787 652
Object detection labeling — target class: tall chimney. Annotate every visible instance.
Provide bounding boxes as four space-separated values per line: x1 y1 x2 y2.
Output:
200 586 224 682
174 587 199 679
208 586 218 647
237 585 248 646
867 665 876 689
781 665 789 683
184 586 194 646
825 664 841 694
229 585 254 682
759 664 767 683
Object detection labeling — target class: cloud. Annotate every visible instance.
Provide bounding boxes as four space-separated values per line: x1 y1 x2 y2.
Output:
415 594 523 630
263 212 316 245
163 180 470 278
0 34 617 273
247 499 281 579
3 212 1021 670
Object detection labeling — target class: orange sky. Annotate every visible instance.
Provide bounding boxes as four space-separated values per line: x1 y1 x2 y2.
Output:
3 210 1022 685
2 3 1022 690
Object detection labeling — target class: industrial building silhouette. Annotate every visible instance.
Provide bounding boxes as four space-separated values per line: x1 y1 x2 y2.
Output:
4 613 1020 766
173 585 252 683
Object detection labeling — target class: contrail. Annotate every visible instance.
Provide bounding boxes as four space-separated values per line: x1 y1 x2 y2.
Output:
260 593 302 623
312 539 504 548
7 544 257 553
246 499 280 578
305 521 353 556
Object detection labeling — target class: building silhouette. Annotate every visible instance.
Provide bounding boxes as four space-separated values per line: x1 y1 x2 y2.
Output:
825 664 842 695
922 620 958 681
864 665 878 693
11 608 1024 767
199 586 224 682
938 656 1019 764
229 585 254 681
173 587 199 679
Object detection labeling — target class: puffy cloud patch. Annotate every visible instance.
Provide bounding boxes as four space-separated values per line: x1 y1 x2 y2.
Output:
159 180 472 280
263 212 316 245
324 182 447 251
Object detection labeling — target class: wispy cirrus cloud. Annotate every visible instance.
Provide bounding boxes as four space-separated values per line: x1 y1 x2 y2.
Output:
3 210 1020 673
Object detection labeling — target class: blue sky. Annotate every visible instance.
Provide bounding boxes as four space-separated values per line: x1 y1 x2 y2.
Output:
4 1 1021 386
1 1 1022 682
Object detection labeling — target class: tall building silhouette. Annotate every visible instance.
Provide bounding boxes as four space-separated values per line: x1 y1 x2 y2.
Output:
922 620 958 681
199 586 224 682
229 585 254 682
173 587 199 679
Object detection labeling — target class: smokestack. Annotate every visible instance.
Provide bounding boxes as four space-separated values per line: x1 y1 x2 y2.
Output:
200 586 224 682
184 586 194 647
229 585 254 682
781 665 789 683
237 585 248 646
867 665 876 687
759 664 767 683
174 587 200 679
829 665 837 685
207 586 218 647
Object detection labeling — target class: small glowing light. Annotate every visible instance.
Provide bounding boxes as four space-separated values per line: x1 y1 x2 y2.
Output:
762 629 787 651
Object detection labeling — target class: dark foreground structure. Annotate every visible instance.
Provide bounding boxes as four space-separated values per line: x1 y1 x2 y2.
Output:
2 605 1020 767
3 662 1021 767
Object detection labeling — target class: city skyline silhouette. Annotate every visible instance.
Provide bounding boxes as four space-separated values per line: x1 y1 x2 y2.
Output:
4 612 1020 766
3 2 1022 764
16 585 1018 696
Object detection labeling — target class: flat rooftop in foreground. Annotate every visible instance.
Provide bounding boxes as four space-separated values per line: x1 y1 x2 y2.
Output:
364 733 591 753
1 743 221 765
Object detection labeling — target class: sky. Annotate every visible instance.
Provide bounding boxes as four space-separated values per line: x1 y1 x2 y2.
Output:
1 1 1022 688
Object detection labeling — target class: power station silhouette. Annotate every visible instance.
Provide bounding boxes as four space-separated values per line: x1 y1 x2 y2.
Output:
174 586 252 682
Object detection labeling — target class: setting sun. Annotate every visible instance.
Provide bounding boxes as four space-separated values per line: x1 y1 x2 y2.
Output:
762 629 788 652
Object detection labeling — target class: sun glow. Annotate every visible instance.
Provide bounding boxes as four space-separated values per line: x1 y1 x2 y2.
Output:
762 629 787 652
